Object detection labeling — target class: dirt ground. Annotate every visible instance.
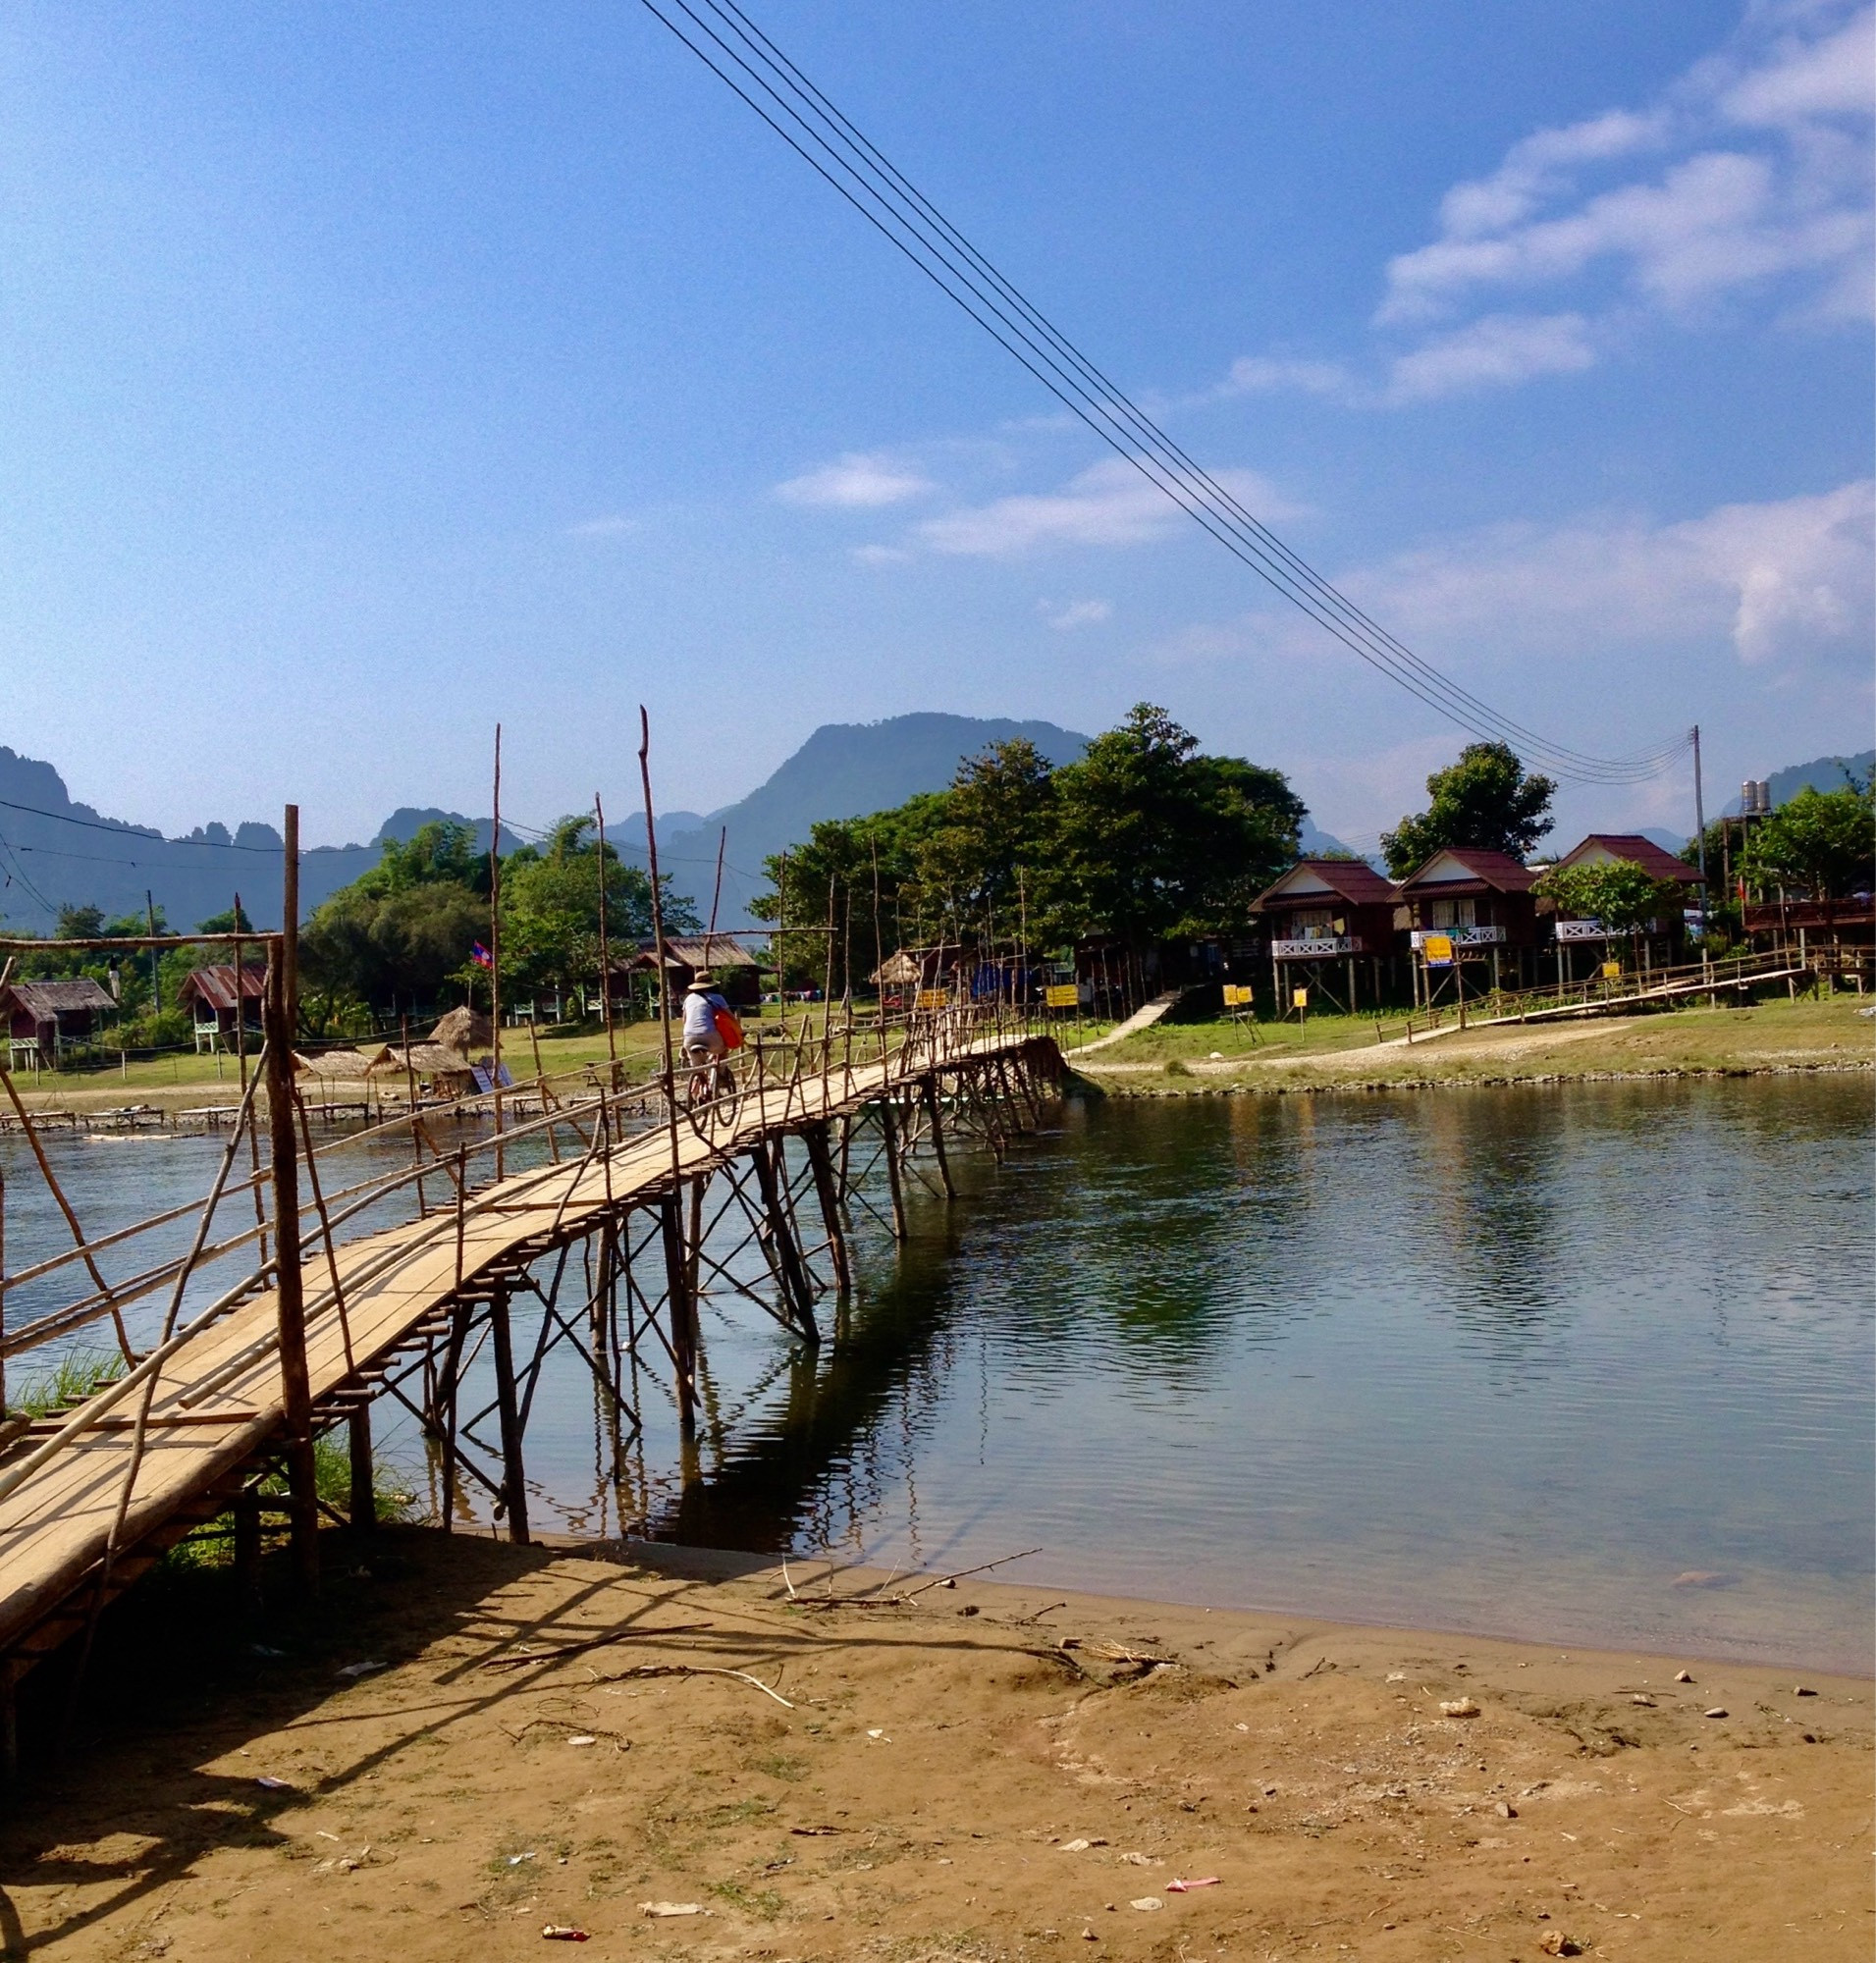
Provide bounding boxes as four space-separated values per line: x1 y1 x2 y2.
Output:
2 1531 1867 1961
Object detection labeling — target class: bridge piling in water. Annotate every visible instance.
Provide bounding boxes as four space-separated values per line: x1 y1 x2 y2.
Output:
0 978 1064 1763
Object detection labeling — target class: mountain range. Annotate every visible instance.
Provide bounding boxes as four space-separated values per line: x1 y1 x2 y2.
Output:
23 710 1770 938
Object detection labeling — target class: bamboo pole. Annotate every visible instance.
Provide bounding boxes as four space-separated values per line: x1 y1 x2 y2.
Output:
235 898 269 1267
595 794 617 1070
802 1122 850 1296
921 1074 955 1199
490 725 506 1178
267 803 318 1596
638 708 681 1188
0 1045 135 1362
489 1291 530 1544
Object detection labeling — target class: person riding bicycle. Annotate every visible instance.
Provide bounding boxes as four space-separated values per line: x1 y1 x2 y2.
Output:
680 969 731 1066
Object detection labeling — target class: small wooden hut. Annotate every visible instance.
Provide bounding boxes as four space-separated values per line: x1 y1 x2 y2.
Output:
626 934 765 1008
177 964 267 1052
1 978 116 1067
430 1006 494 1053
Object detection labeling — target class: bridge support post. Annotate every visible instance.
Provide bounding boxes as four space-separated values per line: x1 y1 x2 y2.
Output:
920 1075 955 1199
488 1292 530 1545
233 1488 263 1617
263 809 318 1599
437 1302 470 1530
348 1406 375 1534
753 1141 819 1344
802 1122 851 1294
877 1096 908 1242
659 1193 698 1436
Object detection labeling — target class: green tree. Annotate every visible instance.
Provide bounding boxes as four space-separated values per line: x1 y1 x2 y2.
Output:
1739 780 1875 899
361 818 491 898
1042 704 1304 948
499 815 692 1006
1380 741 1557 878
1536 859 1682 938
754 795 949 994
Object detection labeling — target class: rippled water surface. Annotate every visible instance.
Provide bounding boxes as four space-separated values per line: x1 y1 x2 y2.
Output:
6 1076 1871 1668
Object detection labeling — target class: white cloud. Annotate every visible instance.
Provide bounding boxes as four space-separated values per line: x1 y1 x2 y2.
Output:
776 451 935 508
1216 354 1354 398
850 543 911 565
1338 478 1873 668
916 457 1299 557
1385 312 1596 401
569 513 640 537
1039 598 1113 630
1378 3 1873 336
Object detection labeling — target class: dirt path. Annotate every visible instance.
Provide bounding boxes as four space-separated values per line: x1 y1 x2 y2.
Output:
3 1531 1866 1960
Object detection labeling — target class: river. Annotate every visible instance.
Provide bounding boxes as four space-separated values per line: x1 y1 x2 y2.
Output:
4 1074 1870 1670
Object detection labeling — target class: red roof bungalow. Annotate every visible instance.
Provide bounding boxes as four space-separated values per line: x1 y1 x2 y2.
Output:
176 964 267 1052
1251 859 1402 955
1249 860 1406 1009
1397 848 1543 992
1541 835 1705 952
1 977 116 1066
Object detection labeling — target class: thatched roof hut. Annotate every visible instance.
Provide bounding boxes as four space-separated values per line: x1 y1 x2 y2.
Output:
368 1042 482 1096
430 1006 492 1054
295 1045 393 1082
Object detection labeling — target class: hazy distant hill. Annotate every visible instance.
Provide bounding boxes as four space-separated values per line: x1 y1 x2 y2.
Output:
657 714 1093 926
1764 750 1873 808
0 711 1344 937
0 751 521 935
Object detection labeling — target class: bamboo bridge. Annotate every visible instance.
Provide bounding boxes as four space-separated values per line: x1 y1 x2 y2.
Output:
0 925 1064 1767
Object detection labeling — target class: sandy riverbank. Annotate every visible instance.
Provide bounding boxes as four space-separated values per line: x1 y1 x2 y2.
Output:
4 1530 1867 1960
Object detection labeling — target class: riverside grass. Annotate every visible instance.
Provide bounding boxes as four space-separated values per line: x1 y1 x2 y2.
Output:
11 993 1869 1115
1066 992 1874 1094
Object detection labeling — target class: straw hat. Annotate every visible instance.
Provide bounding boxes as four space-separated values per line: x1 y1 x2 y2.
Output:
686 969 716 990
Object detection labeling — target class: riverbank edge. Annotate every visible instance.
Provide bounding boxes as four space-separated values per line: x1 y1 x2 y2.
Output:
577 1534 1875 1678
1064 1056 1875 1099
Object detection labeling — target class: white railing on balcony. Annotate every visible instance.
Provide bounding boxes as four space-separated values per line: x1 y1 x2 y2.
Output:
1553 919 1610 942
1271 935 1365 959
1411 925 1505 948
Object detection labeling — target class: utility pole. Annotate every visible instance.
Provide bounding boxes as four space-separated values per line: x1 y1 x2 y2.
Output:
145 892 159 1013
1691 724 1708 938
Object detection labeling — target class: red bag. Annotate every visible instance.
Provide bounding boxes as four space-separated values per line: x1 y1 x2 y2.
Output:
713 1006 745 1050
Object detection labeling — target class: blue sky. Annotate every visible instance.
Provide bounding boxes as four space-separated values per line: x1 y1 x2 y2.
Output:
0 0 1868 853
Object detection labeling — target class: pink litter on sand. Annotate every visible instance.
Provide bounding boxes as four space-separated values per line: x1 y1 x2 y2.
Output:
1166 1877 1220 1892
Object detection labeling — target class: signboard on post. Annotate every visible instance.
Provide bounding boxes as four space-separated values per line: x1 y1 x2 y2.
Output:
1221 983 1255 1007
1422 933 1455 968
916 987 949 1010
1044 983 1079 1009
1600 960 1622 981
1291 987 1310 1010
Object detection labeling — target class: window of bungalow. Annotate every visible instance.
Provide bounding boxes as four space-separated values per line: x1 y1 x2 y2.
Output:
1428 898 1476 930
1291 906 1337 939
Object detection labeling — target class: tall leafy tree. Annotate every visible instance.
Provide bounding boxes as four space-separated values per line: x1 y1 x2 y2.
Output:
1043 704 1304 948
1740 780 1875 899
1380 741 1556 878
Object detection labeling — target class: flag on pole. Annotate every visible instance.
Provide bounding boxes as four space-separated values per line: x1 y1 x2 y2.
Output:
470 941 493 969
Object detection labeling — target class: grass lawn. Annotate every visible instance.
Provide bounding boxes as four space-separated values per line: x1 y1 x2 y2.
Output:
1069 989 1874 1091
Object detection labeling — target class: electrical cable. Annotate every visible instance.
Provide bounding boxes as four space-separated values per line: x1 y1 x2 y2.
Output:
638 0 1690 785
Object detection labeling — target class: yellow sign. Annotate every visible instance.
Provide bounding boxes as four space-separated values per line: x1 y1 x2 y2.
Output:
1601 960 1622 981
1422 933 1455 966
1221 983 1255 1007
1045 983 1079 1008
1291 987 1310 1010
916 988 949 1010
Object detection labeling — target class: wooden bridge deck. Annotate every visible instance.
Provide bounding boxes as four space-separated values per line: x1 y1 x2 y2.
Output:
0 1033 1042 1666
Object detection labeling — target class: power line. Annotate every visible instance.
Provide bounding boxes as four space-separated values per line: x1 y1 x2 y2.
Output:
638 0 1691 786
